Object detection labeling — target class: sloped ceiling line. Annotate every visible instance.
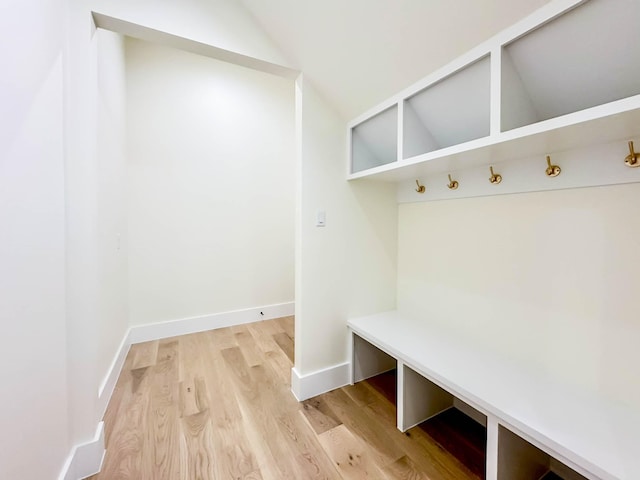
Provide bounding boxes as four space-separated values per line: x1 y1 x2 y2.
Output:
238 0 553 120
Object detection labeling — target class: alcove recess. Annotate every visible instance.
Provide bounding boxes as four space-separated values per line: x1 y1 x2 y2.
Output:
350 105 397 174
501 0 640 132
404 55 490 159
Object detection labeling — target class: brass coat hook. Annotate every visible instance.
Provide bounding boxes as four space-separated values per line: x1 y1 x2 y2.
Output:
545 155 561 177
625 141 639 167
447 174 459 190
489 166 502 185
415 179 426 193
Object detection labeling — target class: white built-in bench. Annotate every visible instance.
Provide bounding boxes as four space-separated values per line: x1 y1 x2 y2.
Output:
348 311 640 480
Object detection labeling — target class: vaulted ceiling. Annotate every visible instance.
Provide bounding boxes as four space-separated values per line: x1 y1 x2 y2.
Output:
239 0 552 120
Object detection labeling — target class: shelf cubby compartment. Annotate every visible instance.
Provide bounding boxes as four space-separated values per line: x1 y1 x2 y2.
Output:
403 55 490 160
498 425 588 480
399 363 454 431
350 105 398 174
352 333 396 383
501 0 640 132
351 333 398 411
400 364 487 478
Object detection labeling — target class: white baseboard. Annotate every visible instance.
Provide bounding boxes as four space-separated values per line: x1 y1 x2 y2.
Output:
291 362 350 401
129 302 294 344
97 331 131 418
58 422 105 480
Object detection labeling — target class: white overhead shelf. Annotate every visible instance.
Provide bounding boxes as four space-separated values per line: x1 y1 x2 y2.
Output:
501 0 640 132
403 55 491 159
350 104 397 174
347 0 640 187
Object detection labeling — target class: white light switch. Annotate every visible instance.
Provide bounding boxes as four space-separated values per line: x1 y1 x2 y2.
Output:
316 210 326 227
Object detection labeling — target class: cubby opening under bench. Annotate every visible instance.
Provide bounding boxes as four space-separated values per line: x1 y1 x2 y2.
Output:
348 311 640 480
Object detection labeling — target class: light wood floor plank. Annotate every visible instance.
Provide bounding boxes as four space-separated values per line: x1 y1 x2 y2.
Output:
276 315 295 338
180 409 216 480
382 455 429 480
103 345 136 446
144 339 180 480
225 351 307 479
131 340 159 370
323 388 405 468
301 397 343 435
318 424 389 480
273 331 295 363
265 348 293 385
93 317 482 480
343 380 382 407
99 368 151 479
235 326 264 367
246 321 280 354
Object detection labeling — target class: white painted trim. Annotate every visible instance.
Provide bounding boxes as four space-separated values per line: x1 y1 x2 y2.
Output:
396 360 405 431
489 46 501 136
129 302 294 344
291 362 350 401
97 330 131 418
58 422 105 480
91 12 298 79
486 416 499 480
395 134 640 203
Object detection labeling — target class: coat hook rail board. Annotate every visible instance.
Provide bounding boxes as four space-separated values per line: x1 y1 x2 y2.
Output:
397 137 640 204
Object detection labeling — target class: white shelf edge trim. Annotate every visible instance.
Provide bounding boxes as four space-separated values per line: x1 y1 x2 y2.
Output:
397 135 640 203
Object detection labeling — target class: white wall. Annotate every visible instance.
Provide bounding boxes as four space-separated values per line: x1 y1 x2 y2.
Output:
295 77 398 378
397 183 640 409
0 0 69 478
1 0 292 477
0 3 128 478
59 1 293 476
64 0 130 462
58 3 290 475
126 38 295 326
95 29 129 409
92 0 288 67
239 0 552 120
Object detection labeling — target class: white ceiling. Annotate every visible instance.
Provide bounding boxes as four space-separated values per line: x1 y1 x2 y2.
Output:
239 0 552 120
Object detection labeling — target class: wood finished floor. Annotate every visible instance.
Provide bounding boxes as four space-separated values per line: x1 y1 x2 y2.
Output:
91 317 483 479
